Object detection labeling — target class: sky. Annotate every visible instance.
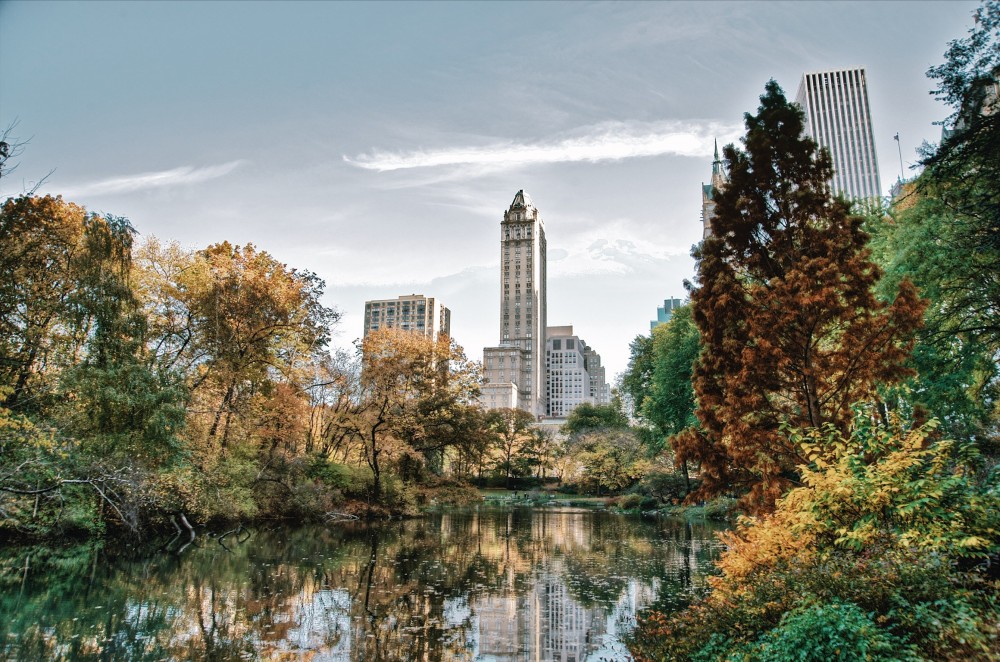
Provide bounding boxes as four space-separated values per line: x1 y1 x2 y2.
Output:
0 0 982 380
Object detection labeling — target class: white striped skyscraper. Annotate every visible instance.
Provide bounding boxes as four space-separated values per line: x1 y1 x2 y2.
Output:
796 68 881 201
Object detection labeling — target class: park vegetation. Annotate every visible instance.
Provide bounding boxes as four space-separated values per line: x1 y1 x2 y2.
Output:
1 2 997 656
628 4 999 659
0 197 655 540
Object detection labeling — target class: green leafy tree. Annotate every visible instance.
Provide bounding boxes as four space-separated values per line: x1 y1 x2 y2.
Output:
866 1 1000 449
642 305 699 438
870 187 999 445
620 334 654 420
484 407 537 488
562 401 629 436
571 429 647 495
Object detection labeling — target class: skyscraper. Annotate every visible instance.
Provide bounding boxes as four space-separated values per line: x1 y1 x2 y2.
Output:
481 190 547 416
651 297 684 331
544 325 609 417
796 67 882 201
363 294 451 340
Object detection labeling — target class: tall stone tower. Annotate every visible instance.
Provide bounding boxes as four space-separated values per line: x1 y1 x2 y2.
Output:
701 139 728 239
796 67 881 201
481 190 547 416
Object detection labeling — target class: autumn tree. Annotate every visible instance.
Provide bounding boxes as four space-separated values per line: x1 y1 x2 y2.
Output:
0 197 188 533
180 242 338 448
344 328 480 501
0 195 94 410
681 81 926 511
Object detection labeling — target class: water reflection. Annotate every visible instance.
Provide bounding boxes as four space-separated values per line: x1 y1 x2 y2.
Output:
0 507 725 661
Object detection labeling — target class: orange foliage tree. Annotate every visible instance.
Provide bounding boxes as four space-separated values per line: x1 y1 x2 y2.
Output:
677 81 926 511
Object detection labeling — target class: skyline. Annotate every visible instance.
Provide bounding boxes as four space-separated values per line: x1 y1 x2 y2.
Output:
0 0 981 379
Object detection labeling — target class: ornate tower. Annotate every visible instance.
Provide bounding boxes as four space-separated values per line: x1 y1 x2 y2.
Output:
481 190 547 415
701 139 728 239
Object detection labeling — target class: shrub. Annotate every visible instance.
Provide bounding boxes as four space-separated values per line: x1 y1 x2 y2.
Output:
639 496 660 511
629 413 1000 661
751 601 913 662
639 470 696 503
618 493 644 510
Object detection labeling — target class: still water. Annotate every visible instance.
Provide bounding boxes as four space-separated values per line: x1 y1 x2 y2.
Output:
1 507 725 661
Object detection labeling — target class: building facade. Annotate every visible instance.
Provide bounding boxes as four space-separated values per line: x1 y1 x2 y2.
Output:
701 140 728 239
651 297 684 331
796 67 881 201
545 325 610 418
482 190 548 415
363 294 451 340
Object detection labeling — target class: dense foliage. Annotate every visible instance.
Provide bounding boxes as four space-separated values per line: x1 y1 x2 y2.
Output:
679 81 925 512
0 196 500 537
631 5 999 657
630 411 1000 661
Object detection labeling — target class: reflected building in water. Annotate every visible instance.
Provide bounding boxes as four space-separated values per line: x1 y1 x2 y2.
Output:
474 573 607 662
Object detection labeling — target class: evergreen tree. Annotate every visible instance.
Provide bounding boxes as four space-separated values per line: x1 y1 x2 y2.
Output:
680 81 925 511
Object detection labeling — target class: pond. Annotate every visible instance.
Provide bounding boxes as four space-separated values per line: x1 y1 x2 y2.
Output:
1 507 726 661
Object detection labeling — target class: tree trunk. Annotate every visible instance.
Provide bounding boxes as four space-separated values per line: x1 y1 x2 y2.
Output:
208 381 236 440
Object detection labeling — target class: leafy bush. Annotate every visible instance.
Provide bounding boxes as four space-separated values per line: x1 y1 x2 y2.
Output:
307 457 373 496
630 414 1000 661
617 493 644 510
701 496 738 521
639 470 696 503
639 496 659 511
751 601 911 662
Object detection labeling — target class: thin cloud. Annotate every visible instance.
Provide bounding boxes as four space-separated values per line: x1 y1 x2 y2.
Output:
63 160 247 196
345 120 741 173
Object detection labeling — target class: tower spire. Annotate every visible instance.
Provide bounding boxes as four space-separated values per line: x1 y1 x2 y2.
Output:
712 139 721 175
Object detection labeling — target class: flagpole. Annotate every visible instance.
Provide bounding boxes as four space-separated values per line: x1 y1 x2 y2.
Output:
894 133 904 182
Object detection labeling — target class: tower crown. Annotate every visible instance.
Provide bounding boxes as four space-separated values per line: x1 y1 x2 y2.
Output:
509 189 533 211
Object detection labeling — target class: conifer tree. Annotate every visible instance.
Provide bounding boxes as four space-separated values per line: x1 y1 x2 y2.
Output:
678 81 926 511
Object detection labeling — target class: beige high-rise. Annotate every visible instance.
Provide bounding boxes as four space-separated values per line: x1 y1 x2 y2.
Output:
363 294 451 340
481 190 547 416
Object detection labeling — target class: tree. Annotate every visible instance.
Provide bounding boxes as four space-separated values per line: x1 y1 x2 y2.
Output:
869 186 999 445
484 407 537 488
0 196 92 410
181 242 338 448
571 429 647 495
642 305 699 438
343 328 481 501
620 334 654 420
921 0 1000 269
867 0 1000 449
681 81 926 511
919 0 1000 350
562 402 629 436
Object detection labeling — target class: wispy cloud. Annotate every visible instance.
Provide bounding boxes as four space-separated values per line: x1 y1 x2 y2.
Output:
345 120 740 174
63 160 247 196
548 217 692 278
